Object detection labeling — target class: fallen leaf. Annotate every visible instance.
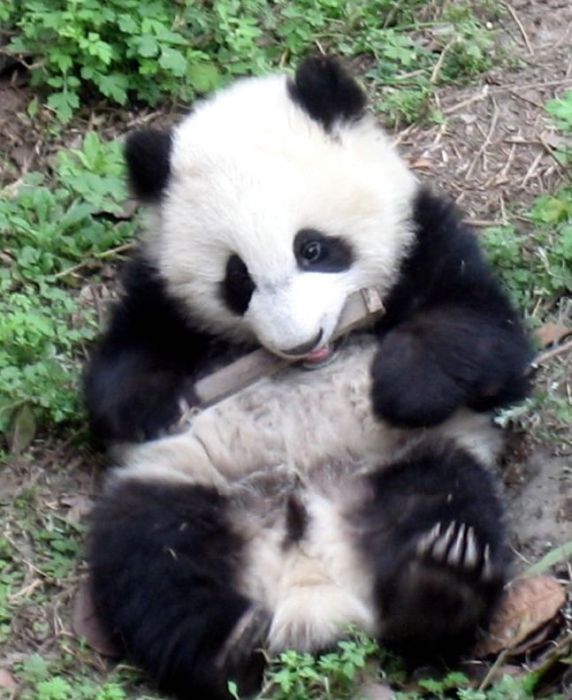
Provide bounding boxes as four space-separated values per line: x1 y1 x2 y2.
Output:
8 403 36 454
72 578 121 658
0 669 17 690
535 322 572 348
475 575 566 656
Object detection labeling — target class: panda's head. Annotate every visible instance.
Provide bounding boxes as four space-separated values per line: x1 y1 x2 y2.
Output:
126 57 418 360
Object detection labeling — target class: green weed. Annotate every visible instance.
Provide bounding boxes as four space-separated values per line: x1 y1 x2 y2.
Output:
487 91 572 448
225 634 563 699
546 90 572 133
0 133 136 448
15 651 155 699
483 206 572 316
483 91 572 316
254 631 381 699
2 0 499 123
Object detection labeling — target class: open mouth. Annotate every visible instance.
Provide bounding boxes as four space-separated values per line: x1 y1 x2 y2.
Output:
301 344 336 368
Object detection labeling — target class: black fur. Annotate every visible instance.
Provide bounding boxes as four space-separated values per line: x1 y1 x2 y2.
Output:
89 480 267 699
85 187 532 444
83 254 251 444
83 65 534 698
294 229 354 272
371 188 533 428
288 56 366 131
88 440 507 699
285 493 309 545
220 254 256 315
124 129 172 201
358 439 508 660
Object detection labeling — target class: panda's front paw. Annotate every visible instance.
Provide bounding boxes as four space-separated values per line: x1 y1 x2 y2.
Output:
371 331 465 428
88 372 194 445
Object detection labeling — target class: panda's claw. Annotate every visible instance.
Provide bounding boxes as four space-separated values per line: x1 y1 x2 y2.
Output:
431 520 456 560
446 523 466 565
416 522 442 554
418 521 496 580
464 526 479 569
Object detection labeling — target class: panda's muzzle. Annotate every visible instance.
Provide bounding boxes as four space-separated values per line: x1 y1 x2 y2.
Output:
191 289 385 410
281 329 324 358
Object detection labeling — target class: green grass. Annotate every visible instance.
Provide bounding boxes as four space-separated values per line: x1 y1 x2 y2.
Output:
0 133 137 449
483 190 572 317
482 90 572 318
1 0 499 123
0 0 505 450
229 636 566 699
485 90 572 447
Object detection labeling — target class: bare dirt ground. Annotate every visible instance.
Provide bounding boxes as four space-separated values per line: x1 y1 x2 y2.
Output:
1 0 571 697
402 0 572 219
398 0 572 569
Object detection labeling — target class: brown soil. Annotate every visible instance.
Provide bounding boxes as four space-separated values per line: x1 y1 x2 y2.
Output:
400 0 572 222
395 0 572 569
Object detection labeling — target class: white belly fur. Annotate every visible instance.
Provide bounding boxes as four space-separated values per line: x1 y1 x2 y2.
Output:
112 335 503 650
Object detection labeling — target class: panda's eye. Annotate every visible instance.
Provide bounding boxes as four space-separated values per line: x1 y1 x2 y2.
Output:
301 240 323 264
294 229 354 273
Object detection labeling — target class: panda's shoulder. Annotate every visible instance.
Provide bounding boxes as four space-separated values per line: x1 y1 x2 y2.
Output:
102 251 198 348
117 253 178 315
411 188 481 259
405 187 492 285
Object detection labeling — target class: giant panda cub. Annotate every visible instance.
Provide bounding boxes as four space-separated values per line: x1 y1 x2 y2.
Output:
85 57 533 699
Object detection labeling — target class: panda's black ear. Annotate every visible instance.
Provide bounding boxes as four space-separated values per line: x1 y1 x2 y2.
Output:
288 56 367 131
124 129 172 202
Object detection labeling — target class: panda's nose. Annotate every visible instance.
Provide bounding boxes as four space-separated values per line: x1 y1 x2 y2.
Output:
281 329 323 358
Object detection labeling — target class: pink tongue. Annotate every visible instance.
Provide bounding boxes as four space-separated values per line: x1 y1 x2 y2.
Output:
304 346 332 364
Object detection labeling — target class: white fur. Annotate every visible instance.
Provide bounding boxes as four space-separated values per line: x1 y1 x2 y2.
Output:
246 271 350 356
143 73 418 349
242 493 377 652
117 70 500 653
116 336 502 651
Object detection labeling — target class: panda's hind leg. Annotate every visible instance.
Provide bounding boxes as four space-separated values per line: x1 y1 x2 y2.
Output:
89 476 269 700
361 439 509 660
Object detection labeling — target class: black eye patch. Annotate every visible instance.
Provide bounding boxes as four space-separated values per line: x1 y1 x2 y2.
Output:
294 229 354 272
220 254 255 315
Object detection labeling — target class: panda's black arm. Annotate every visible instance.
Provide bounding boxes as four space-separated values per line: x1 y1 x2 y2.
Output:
84 253 229 444
371 189 534 428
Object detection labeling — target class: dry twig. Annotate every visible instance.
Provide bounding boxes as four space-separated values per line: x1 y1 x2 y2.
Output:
465 101 499 181
521 150 543 188
504 3 534 56
430 37 456 85
53 242 134 280
534 337 572 366
443 88 488 116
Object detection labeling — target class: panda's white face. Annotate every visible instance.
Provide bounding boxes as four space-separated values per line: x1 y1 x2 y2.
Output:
145 73 418 358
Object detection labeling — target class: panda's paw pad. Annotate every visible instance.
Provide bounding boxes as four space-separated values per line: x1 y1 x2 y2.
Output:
416 521 494 581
